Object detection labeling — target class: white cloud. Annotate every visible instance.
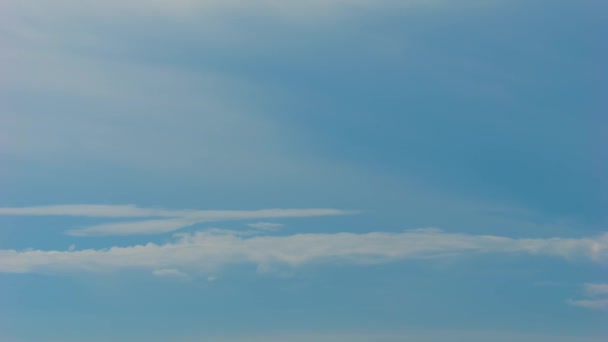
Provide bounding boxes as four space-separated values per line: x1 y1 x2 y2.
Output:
185 208 353 221
567 283 608 311
3 328 606 342
584 283 608 297
246 222 285 231
4 330 604 342
3 0 406 20
568 299 608 311
0 205 352 236
0 204 180 217
152 268 190 280
0 204 350 219
67 218 200 236
179 330 607 342
1 228 606 275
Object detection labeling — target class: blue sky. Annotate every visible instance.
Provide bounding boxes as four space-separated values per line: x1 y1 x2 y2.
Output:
0 0 607 341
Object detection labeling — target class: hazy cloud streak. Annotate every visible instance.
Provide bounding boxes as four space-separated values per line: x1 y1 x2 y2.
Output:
584 283 608 297
1 228 606 275
246 222 285 231
568 283 608 311
568 299 608 311
0 205 353 236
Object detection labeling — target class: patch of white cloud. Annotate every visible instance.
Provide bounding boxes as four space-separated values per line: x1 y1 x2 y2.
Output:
568 283 608 311
0 205 352 236
179 331 607 342
568 299 608 311
0 204 180 217
152 268 190 280
3 0 420 21
584 283 608 297
1 228 606 275
246 222 285 231
4 330 605 342
67 218 200 236
0 204 349 219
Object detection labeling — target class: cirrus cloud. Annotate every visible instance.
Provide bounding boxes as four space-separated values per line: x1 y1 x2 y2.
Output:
1 228 606 276
568 283 608 311
0 204 354 236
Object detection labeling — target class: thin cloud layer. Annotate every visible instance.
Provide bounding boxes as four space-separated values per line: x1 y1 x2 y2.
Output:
568 299 608 311
246 222 285 231
152 268 190 280
175 330 608 342
66 218 200 236
584 283 608 296
4 0 412 20
0 204 179 217
1 228 606 275
0 205 352 236
568 283 608 311
0 204 349 219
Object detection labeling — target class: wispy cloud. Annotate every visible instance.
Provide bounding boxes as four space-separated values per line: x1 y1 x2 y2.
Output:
568 299 608 311
66 218 200 236
0 204 179 217
0 205 353 236
246 222 285 231
152 268 190 280
568 283 608 311
175 330 607 342
3 0 411 21
1 228 606 275
584 283 608 297
0 204 349 219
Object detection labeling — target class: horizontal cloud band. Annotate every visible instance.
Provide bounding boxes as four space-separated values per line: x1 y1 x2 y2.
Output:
0 205 353 236
0 204 350 219
1 228 606 275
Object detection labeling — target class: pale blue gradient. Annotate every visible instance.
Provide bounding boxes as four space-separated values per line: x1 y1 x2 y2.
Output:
0 0 606 341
